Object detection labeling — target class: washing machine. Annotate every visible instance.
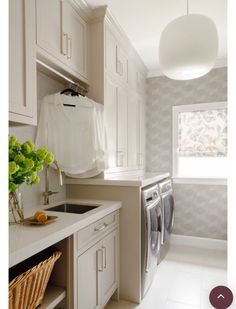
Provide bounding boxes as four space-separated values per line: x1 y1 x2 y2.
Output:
141 184 162 298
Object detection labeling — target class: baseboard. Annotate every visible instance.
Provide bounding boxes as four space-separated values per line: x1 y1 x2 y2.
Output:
170 234 227 251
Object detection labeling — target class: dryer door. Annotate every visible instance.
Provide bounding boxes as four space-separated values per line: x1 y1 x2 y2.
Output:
145 198 161 272
161 190 174 244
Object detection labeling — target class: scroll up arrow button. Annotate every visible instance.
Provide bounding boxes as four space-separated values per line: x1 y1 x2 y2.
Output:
209 286 233 309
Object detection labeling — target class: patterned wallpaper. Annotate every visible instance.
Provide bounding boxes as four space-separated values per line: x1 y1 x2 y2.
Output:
146 67 227 240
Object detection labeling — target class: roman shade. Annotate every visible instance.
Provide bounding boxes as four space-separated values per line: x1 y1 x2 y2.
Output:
178 108 227 157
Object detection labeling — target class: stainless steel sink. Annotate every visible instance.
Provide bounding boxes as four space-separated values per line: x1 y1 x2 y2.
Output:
46 203 100 214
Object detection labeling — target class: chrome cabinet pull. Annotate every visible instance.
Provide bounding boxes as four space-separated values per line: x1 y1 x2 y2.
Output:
67 37 72 59
97 249 103 272
94 223 108 232
102 246 106 269
62 33 68 56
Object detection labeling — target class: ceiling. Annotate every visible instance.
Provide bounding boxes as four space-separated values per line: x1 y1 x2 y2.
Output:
85 0 227 76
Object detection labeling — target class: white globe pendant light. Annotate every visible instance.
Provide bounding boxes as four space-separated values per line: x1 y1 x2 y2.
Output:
159 0 218 80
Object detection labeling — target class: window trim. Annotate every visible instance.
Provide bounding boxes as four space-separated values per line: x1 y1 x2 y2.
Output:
172 101 227 180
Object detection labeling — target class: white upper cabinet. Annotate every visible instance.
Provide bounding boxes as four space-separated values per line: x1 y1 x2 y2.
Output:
105 28 118 77
62 1 88 79
138 96 146 168
105 27 128 86
9 0 37 125
36 0 64 64
104 76 117 169
128 58 146 95
36 0 88 82
127 95 139 168
116 45 128 85
104 75 128 171
88 7 147 173
116 87 128 168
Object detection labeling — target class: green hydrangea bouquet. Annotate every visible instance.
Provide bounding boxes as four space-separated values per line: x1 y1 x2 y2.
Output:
9 135 54 223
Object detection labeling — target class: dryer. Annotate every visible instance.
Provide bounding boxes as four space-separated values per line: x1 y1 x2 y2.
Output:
158 178 175 259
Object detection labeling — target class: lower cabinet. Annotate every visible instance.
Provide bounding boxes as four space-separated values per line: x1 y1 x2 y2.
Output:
77 241 101 309
101 230 118 306
75 212 119 309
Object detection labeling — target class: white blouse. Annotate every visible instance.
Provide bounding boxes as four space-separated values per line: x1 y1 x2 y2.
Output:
35 93 107 178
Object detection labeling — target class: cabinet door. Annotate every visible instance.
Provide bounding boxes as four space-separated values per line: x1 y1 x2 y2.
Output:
117 46 128 85
104 76 117 169
101 229 119 307
138 97 146 168
127 95 139 168
36 0 66 64
128 59 137 91
105 27 118 76
9 0 36 125
77 241 102 309
62 1 88 79
117 87 128 168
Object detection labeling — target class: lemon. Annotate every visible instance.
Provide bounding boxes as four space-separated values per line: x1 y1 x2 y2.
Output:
34 211 48 223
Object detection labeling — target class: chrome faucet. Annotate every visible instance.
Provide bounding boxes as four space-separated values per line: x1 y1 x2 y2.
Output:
43 160 63 205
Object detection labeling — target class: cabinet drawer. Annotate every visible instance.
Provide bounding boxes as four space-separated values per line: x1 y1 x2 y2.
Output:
77 211 119 250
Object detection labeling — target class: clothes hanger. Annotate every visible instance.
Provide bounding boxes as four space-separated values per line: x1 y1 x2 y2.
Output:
60 84 87 106
60 88 79 96
60 87 80 107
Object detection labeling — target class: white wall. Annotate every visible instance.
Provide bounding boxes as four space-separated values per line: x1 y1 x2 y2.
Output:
9 72 66 210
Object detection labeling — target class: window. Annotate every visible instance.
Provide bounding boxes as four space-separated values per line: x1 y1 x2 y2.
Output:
172 102 227 182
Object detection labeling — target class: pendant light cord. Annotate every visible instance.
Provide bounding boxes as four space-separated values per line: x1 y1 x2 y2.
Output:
187 0 189 15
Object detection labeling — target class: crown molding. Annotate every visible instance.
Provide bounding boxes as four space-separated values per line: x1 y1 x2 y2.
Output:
70 0 92 21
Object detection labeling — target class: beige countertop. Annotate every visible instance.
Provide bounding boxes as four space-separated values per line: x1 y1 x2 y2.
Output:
65 172 170 187
9 198 121 268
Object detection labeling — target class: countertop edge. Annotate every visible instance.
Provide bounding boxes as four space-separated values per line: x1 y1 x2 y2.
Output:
9 201 122 268
64 173 170 187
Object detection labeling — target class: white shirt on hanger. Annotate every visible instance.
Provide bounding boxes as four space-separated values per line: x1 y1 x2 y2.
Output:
35 92 107 178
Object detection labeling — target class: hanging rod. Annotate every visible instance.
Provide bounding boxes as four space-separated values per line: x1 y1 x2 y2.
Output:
36 59 88 93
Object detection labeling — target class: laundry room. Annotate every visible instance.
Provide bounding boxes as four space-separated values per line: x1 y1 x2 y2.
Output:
4 0 234 308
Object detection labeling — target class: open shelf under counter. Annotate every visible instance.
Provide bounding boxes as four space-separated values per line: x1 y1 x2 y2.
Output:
40 284 66 309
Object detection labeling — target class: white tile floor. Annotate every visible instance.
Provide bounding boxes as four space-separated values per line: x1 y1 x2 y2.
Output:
105 244 227 309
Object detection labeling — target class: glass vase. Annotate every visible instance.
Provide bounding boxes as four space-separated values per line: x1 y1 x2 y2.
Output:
9 190 24 224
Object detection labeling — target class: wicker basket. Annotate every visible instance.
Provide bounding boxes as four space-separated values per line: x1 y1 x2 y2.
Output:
9 250 62 309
